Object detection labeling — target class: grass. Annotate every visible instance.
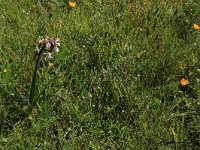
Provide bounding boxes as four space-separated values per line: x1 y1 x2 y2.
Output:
0 0 200 149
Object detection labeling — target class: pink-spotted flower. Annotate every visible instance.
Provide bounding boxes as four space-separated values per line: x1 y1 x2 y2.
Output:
35 37 60 59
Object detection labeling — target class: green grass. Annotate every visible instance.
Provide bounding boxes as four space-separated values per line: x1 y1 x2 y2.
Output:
0 0 200 149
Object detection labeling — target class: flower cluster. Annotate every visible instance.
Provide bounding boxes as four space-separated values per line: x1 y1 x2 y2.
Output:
35 38 60 59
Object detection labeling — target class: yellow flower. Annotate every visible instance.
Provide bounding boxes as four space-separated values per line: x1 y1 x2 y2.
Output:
193 24 200 30
27 115 33 121
136 52 142 59
180 78 189 86
69 1 76 8
48 63 53 68
3 69 7 73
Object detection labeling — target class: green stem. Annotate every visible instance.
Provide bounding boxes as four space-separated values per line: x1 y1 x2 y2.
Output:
29 56 41 108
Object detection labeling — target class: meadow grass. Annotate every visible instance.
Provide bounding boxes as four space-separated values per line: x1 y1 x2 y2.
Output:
0 0 200 149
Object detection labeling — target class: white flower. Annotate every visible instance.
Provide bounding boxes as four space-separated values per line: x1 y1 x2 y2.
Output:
54 38 60 47
46 42 51 49
43 52 53 59
56 42 60 47
56 38 60 44
46 52 53 59
39 39 44 44
53 47 59 52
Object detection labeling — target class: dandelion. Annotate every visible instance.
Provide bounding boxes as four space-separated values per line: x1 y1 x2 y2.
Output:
180 78 189 86
69 1 76 8
193 23 200 30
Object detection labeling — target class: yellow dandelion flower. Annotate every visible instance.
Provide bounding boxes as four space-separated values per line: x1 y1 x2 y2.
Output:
193 24 200 30
69 1 76 8
180 78 189 86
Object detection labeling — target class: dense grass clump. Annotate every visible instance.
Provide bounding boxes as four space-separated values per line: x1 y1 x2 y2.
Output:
0 0 200 149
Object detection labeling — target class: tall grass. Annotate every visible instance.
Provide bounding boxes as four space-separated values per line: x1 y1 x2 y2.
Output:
0 0 200 149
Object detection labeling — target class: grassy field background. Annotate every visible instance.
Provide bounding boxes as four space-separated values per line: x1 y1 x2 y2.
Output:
0 0 200 149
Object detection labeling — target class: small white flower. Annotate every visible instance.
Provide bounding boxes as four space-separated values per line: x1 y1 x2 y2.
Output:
43 52 53 59
46 42 51 49
55 38 60 46
46 52 53 59
57 42 60 47
53 47 59 52
39 38 47 44
39 39 43 44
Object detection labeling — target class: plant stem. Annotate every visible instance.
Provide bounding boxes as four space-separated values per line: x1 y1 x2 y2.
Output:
29 56 41 108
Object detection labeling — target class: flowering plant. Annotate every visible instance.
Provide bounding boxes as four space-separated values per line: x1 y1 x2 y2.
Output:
29 38 60 109
35 38 60 59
